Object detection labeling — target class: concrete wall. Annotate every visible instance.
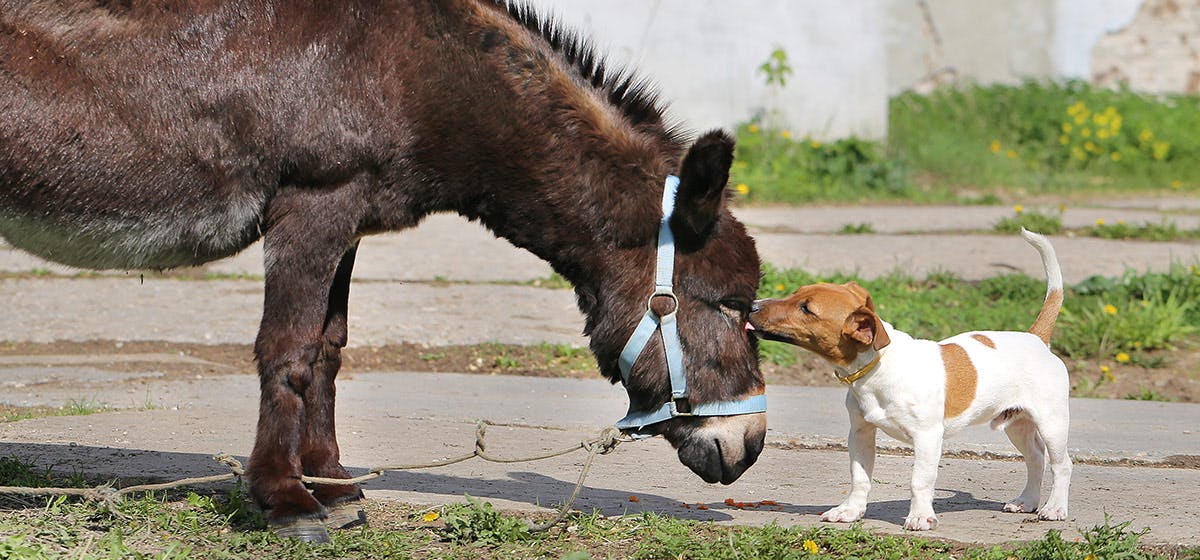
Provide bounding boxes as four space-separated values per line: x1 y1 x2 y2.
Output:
529 0 888 140
524 1 1188 141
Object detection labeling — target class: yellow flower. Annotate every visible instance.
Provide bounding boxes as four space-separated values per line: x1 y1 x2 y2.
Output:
1104 304 1117 315
810 140 822 149
1172 180 1183 189
748 124 760 134
990 140 1002 154
1058 203 1067 213
1115 352 1131 363
1095 218 1106 227
1084 141 1097 152
735 183 750 196
1094 114 1110 126
1110 152 1121 162
1081 127 1091 138
1074 114 1087 125
1061 122 1073 133
781 130 792 139
1097 129 1110 139
1072 147 1087 161
803 539 819 554
775 284 785 291
1059 134 1070 145
1133 341 1143 348
1117 219 1126 225
1139 129 1153 142
1152 141 1171 161
1101 365 1115 382
1085 554 1099 560
1006 149 1017 159
1013 204 1025 214
422 511 441 522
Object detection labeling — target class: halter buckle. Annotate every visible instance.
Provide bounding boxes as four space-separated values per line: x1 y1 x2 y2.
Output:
646 290 678 318
668 397 694 416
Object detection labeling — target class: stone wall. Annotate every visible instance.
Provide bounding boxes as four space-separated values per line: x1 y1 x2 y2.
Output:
1092 0 1200 93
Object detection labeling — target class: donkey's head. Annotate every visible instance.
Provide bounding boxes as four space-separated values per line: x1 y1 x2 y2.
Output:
583 130 765 485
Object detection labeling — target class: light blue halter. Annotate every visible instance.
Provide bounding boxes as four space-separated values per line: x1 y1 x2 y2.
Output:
614 175 768 433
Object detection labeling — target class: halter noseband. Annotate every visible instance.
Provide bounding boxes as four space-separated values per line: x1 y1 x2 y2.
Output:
613 175 768 434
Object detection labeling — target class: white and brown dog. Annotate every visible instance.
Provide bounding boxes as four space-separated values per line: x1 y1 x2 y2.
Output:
749 229 1071 531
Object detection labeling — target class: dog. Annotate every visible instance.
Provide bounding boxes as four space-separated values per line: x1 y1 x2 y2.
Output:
748 228 1071 531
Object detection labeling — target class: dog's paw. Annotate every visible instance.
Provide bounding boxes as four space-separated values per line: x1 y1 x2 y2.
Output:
819 505 865 523
1038 504 1068 521
903 512 938 531
1003 498 1036 513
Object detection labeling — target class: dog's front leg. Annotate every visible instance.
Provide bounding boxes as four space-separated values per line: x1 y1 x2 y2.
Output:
903 428 944 531
821 413 876 523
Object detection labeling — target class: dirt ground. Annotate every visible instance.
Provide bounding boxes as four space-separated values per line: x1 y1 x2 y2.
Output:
3 338 1197 403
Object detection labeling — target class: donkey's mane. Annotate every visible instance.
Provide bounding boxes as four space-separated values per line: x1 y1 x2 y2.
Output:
496 1 687 149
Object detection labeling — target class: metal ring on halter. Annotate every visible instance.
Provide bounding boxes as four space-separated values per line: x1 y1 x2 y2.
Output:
646 290 678 317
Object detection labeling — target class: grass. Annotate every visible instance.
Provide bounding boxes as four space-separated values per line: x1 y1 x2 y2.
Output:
733 81 1200 204
1 399 111 423
1 461 1196 560
757 263 1200 367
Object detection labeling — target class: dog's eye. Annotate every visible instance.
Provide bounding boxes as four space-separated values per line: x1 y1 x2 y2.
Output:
799 301 814 315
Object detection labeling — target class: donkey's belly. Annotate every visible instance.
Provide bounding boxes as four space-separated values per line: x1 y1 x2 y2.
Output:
0 193 266 271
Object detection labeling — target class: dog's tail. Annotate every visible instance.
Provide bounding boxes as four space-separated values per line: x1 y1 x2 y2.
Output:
1021 228 1063 345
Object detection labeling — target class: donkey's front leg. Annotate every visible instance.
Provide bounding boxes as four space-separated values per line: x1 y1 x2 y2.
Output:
301 243 367 530
245 189 362 542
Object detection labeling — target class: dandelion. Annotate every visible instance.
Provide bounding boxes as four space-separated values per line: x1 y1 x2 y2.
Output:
735 183 750 195
809 140 822 149
1152 141 1171 161
1057 204 1067 213
1139 129 1154 142
1172 180 1183 189
1086 554 1099 560
1006 149 1017 159
1115 352 1131 363
1072 147 1087 161
748 124 760 134
1133 341 1143 349
1081 127 1092 138
422 511 440 522
803 540 819 554
1094 114 1110 126
1097 129 1110 139
1084 141 1097 152
1104 304 1117 315
1101 365 1115 382
781 130 792 139
1110 152 1121 162
1013 204 1024 214
1117 219 1126 225
775 283 785 291
990 140 1002 154
1059 135 1069 145
1061 122 1072 133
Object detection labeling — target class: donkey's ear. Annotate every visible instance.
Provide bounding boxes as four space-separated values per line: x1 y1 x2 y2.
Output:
671 129 735 243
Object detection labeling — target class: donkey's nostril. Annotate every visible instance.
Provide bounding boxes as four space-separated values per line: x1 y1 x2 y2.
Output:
750 301 762 313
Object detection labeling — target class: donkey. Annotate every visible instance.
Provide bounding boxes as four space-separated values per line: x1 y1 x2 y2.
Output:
1 0 767 541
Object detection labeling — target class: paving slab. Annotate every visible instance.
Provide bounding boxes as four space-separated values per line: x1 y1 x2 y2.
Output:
0 368 1196 546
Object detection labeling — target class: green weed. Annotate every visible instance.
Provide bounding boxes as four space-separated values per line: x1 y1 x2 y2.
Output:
993 208 1064 234
440 495 530 545
837 222 875 234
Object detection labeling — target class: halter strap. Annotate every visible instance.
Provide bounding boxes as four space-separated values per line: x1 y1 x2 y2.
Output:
614 175 767 433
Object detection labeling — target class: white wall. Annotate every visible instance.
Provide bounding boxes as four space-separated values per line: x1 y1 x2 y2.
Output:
528 0 889 140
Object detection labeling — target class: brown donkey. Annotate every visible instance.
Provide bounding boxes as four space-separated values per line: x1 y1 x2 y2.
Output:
0 0 766 540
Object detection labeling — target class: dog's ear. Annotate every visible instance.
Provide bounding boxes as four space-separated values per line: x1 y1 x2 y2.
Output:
843 282 874 310
843 307 890 350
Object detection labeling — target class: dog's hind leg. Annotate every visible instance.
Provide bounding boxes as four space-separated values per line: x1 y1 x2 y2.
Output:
1035 418 1072 521
1001 417 1044 514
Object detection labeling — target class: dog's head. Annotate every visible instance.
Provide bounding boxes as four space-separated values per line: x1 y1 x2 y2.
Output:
748 282 890 366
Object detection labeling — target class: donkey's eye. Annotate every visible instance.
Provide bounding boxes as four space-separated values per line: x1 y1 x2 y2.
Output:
719 298 750 315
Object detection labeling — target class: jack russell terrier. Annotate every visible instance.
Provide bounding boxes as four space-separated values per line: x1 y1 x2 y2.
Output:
749 229 1070 531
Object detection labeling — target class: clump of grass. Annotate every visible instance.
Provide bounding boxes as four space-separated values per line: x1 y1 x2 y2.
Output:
890 80 1200 192
837 222 875 234
993 206 1064 234
1085 219 1197 242
732 124 913 203
1056 292 1196 359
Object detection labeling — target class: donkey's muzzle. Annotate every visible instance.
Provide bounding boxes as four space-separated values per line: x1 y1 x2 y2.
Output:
676 412 766 484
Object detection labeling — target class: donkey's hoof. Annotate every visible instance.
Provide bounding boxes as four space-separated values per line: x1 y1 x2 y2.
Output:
324 502 368 530
272 518 331 543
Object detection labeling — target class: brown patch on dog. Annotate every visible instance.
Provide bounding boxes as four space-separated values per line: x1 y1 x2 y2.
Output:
941 343 977 418
970 334 996 348
749 283 888 367
1029 289 1064 345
